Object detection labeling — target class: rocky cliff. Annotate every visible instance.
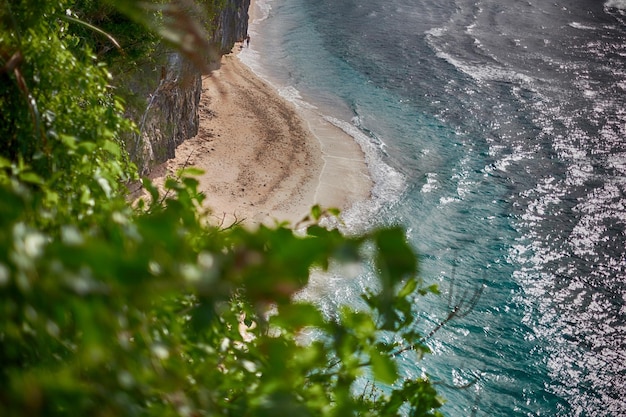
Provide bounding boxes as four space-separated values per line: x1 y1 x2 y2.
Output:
130 0 250 175
211 0 252 55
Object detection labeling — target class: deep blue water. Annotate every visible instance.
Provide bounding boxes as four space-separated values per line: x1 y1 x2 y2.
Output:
240 0 626 415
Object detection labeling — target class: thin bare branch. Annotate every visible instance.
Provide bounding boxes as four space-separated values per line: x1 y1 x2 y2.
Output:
60 15 124 53
422 282 484 343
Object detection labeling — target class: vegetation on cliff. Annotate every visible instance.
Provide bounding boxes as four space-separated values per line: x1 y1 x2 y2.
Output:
1 1 445 415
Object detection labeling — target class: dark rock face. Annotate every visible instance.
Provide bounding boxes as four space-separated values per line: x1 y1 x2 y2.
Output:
133 54 202 175
211 0 251 54
131 0 249 175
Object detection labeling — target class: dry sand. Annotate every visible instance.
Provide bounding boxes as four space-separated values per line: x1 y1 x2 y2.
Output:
149 47 372 227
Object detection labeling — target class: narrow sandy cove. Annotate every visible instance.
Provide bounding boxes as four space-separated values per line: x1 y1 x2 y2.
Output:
149 47 372 227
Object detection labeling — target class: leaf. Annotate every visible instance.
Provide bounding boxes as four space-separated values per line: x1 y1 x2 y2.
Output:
58 134 78 149
272 303 327 330
369 347 398 384
427 283 440 295
141 178 159 204
164 177 180 191
327 207 341 217
375 227 417 282
78 141 97 153
179 167 205 177
19 171 44 185
310 204 322 221
102 140 121 157
398 278 418 298
341 308 375 339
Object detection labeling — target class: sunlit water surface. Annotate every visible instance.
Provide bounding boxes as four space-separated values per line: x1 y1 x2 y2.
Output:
240 1 626 415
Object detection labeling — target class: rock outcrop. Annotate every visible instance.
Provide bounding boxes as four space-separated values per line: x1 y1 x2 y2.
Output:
211 0 251 55
130 0 250 175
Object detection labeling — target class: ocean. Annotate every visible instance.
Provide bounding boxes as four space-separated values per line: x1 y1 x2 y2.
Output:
239 0 626 415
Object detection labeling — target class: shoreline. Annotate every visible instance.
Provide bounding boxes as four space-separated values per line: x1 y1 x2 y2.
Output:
149 36 372 227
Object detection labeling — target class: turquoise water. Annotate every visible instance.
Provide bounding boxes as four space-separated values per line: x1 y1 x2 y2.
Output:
240 1 626 415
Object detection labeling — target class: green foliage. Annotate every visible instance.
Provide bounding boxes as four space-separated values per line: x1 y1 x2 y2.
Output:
0 1 446 416
0 176 444 417
1 0 136 227
66 1 160 65
108 0 222 72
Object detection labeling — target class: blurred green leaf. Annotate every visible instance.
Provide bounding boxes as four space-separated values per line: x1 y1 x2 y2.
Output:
272 303 327 330
19 171 44 185
398 277 418 298
179 167 205 177
369 347 398 385
311 204 322 220
375 227 418 282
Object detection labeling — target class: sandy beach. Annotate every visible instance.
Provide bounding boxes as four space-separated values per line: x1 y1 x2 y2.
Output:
149 46 372 227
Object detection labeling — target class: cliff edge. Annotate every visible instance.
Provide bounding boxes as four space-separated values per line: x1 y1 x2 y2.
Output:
127 0 250 175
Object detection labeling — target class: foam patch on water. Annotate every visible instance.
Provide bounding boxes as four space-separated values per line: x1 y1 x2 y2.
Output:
252 0 273 23
237 46 261 71
277 85 317 110
421 172 439 193
569 22 597 30
322 116 407 232
425 26 446 37
434 51 538 85
605 0 626 10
